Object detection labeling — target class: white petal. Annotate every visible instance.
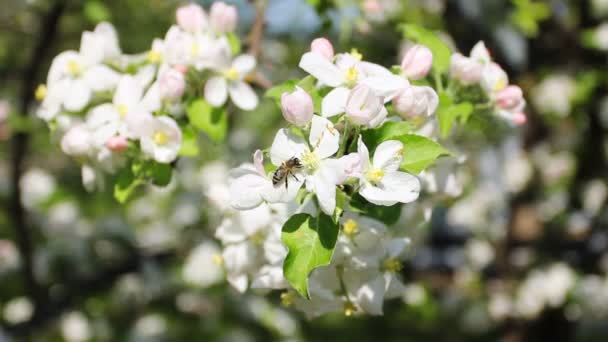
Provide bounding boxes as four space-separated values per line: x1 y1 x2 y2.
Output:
360 75 409 102
344 269 385 315
113 75 143 108
270 128 307 166
204 76 228 107
299 52 345 87
263 172 304 203
47 51 80 84
63 79 91 112
83 65 119 91
227 273 249 293
357 136 371 169
229 170 267 210
372 140 403 172
232 54 256 75
228 82 258 111
359 61 393 78
307 171 337 216
384 272 407 298
215 218 247 244
362 171 420 205
387 237 410 258
309 115 340 159
321 86 350 117
251 266 288 289
139 82 161 113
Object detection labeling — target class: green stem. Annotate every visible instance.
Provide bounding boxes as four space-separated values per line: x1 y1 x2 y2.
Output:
337 121 351 157
434 70 444 93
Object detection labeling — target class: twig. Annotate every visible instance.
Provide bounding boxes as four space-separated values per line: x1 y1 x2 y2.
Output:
246 0 267 59
9 0 66 323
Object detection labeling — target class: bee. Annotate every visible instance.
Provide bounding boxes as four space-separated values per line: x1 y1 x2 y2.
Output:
272 157 303 189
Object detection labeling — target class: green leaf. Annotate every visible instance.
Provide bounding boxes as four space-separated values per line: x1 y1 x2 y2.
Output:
349 194 401 226
114 166 142 203
84 0 111 23
400 24 452 74
362 121 413 150
186 99 227 143
282 213 339 298
226 32 241 55
395 134 453 174
265 80 297 100
437 93 473 138
150 163 172 186
179 125 200 156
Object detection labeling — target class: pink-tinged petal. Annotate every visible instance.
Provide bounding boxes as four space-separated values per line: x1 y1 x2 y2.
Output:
321 86 350 117
253 149 266 176
299 52 344 87
228 82 258 111
204 76 228 107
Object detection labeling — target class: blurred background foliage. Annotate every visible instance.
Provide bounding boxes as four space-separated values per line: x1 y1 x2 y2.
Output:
2 0 608 341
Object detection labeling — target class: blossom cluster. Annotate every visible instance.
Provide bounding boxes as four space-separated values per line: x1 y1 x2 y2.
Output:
224 32 527 317
35 2 257 194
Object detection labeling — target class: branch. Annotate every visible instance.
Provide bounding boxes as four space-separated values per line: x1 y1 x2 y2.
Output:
9 0 66 320
246 0 267 59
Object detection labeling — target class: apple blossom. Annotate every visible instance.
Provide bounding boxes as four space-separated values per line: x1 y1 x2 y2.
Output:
393 85 439 118
159 68 186 100
310 37 335 61
495 85 524 110
355 137 420 206
280 86 314 126
106 135 129 153
449 53 483 85
210 2 238 33
345 84 386 127
176 3 208 33
481 62 509 94
60 124 92 157
400 44 433 80
139 116 182 164
470 41 491 65
205 54 259 110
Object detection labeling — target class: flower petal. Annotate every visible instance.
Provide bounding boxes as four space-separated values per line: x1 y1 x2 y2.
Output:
360 75 408 102
372 140 403 172
309 115 340 159
299 52 345 87
357 136 371 169
113 75 143 108
228 81 258 111
232 54 256 75
63 79 92 112
83 65 119 91
321 86 349 117
270 128 307 166
204 76 228 107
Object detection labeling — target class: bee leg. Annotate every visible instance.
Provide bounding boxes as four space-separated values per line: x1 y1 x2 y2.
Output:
291 173 300 182
285 177 289 190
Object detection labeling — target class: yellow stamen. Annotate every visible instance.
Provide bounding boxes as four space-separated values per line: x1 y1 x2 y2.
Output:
224 67 240 81
301 150 319 171
343 301 357 316
350 48 363 61
146 50 162 63
326 123 337 135
343 219 359 236
494 78 507 92
116 104 128 117
35 84 47 101
366 168 384 183
250 230 266 245
345 66 359 84
190 42 200 57
154 131 168 145
67 60 83 77
280 291 295 307
382 258 403 273
212 253 224 266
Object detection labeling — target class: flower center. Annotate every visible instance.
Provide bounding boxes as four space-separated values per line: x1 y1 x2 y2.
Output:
343 219 359 236
301 150 319 171
350 48 363 61
190 42 200 57
280 291 295 307
146 50 162 63
366 168 384 183
494 78 507 92
116 104 129 117
382 258 403 273
154 131 168 145
345 66 359 85
67 60 83 77
250 230 266 245
212 253 224 266
224 67 240 81
35 84 47 101
343 301 358 316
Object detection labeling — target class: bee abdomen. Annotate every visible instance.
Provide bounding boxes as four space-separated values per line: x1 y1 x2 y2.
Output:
272 169 284 185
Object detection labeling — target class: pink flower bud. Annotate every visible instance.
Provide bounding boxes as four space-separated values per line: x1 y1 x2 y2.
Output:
450 53 483 85
310 38 334 61
61 124 92 157
393 85 439 118
345 84 385 126
159 68 186 100
176 4 207 32
481 62 508 94
106 135 129 152
210 2 238 33
281 86 314 126
495 85 523 110
470 41 491 65
401 44 433 80
512 112 527 126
